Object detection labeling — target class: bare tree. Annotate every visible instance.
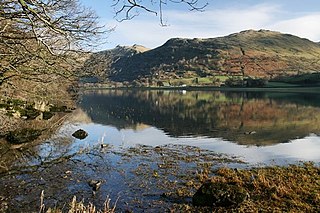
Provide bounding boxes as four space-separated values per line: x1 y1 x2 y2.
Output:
112 0 208 25
0 0 107 87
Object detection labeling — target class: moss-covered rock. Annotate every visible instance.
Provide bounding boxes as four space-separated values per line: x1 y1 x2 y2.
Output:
192 182 249 207
50 105 69 113
18 105 41 120
1 100 41 120
6 99 26 107
6 128 42 144
42 111 55 120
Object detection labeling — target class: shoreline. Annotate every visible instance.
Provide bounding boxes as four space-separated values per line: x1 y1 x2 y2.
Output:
81 85 320 94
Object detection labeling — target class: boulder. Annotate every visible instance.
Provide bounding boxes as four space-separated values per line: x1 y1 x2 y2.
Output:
192 182 249 207
72 129 88 140
6 128 42 144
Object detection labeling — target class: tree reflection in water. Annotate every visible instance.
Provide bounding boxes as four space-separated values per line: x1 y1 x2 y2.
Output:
79 89 320 146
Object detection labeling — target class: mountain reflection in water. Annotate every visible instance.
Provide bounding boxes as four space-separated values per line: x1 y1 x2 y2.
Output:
79 89 320 146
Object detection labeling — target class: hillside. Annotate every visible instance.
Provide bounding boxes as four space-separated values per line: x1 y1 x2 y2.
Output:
80 44 149 83
82 30 320 86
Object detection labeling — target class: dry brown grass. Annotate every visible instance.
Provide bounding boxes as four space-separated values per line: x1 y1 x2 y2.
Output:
207 162 320 212
39 191 117 213
37 163 319 212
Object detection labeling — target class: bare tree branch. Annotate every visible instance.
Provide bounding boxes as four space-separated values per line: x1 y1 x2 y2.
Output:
0 0 109 87
112 0 208 26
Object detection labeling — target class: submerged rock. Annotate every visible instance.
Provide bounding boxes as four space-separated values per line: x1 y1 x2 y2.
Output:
192 182 249 207
6 128 42 144
72 129 88 140
244 131 257 135
88 180 102 191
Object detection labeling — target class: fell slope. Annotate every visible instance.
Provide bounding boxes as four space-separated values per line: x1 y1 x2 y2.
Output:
83 30 320 84
81 44 149 82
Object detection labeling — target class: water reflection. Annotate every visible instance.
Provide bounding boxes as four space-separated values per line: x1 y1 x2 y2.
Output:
79 89 320 146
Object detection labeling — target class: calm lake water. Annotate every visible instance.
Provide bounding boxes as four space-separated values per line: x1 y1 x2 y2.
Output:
1 89 320 212
76 89 320 164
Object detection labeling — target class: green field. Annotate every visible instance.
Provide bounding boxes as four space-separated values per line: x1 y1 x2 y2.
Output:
163 75 232 86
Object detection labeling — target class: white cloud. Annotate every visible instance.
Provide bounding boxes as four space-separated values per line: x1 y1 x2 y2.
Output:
270 14 320 41
167 4 279 31
101 3 320 49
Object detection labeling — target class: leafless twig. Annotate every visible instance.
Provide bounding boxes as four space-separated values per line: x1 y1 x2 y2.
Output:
112 0 208 26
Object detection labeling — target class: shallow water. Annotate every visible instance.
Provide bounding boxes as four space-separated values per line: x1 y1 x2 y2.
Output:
1 89 320 212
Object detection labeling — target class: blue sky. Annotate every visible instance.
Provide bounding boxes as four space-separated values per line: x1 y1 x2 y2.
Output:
80 0 320 50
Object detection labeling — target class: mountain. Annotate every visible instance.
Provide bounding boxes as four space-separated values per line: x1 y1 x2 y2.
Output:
80 44 149 82
82 30 320 86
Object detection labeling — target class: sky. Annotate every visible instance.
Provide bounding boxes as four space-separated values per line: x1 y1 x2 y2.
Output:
80 0 320 50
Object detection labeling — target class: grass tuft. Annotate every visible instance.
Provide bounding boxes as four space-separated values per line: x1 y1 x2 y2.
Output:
40 194 117 213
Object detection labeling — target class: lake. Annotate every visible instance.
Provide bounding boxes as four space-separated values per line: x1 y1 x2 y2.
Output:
77 89 320 164
1 89 320 212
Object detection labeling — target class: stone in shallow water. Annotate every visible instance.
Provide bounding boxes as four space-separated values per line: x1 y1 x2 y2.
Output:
88 180 102 191
192 182 249 207
6 128 42 144
72 129 88 140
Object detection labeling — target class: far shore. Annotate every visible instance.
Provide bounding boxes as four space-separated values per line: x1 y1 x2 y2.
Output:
81 85 320 94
